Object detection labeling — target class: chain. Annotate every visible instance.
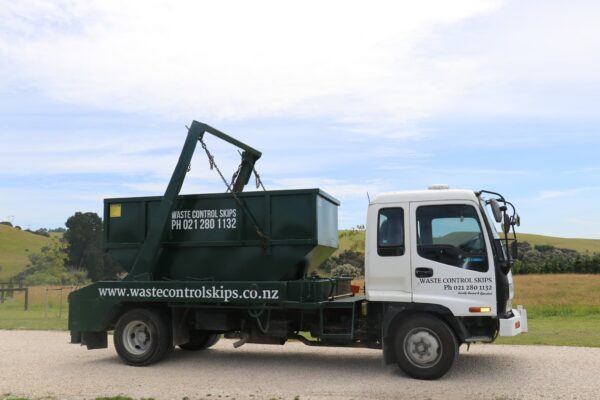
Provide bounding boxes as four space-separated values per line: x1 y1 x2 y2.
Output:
198 138 269 242
229 164 242 192
253 167 266 191
199 138 234 192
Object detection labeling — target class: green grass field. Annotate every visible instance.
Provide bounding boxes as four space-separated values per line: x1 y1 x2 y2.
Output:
495 274 600 347
0 225 52 280
494 315 600 347
0 286 74 330
0 306 68 330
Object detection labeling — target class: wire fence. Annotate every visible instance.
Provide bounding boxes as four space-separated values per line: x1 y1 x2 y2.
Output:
0 285 80 318
0 280 28 310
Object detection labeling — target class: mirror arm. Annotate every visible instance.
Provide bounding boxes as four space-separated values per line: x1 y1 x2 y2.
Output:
477 189 506 203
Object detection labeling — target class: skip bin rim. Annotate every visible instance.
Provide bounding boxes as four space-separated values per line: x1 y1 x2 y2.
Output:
103 188 340 206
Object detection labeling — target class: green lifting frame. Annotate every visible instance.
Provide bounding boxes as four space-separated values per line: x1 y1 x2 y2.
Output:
126 121 262 281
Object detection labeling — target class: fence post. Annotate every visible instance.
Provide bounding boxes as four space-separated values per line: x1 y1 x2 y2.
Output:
59 287 63 318
24 288 28 311
45 287 49 318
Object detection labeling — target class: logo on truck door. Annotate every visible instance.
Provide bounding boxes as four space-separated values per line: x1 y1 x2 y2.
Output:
171 208 237 231
417 276 493 296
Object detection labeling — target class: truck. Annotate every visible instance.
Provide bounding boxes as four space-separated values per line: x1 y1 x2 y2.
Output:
68 120 527 380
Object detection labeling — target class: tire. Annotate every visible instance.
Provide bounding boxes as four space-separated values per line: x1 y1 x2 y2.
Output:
179 331 220 351
114 308 172 366
394 314 458 380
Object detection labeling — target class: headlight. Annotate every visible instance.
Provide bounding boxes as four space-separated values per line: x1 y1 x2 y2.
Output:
505 299 512 313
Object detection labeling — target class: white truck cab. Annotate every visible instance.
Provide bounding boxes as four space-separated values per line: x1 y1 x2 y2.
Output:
365 186 526 349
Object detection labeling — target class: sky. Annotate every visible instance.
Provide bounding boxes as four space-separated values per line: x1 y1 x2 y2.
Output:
1 0 600 238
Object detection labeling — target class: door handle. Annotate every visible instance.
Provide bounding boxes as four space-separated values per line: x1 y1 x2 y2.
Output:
415 267 434 278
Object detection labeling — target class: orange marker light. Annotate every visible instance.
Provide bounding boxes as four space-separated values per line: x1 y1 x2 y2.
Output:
469 307 492 313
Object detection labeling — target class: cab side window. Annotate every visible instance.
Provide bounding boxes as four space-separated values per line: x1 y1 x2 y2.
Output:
416 204 488 272
378 208 404 256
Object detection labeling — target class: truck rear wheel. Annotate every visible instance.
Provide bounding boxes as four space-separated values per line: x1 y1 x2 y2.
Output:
394 315 458 380
179 331 220 351
114 308 171 366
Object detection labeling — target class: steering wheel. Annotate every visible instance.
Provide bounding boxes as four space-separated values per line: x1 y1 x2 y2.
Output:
459 234 481 253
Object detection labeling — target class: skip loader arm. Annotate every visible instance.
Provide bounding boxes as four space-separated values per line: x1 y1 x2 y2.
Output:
126 121 262 280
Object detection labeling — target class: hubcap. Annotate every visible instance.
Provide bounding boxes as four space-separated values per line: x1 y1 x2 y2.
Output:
403 328 442 368
122 320 152 356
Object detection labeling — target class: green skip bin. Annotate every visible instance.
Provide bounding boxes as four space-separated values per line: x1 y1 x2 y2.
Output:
104 189 339 281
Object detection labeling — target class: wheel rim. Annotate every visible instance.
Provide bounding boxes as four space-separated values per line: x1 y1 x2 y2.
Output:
403 327 442 368
122 320 153 356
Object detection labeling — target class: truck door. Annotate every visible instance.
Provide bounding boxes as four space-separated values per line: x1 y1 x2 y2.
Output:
365 202 412 302
409 201 497 316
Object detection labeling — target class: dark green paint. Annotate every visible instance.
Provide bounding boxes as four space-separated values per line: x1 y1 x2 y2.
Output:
68 278 357 332
105 189 338 281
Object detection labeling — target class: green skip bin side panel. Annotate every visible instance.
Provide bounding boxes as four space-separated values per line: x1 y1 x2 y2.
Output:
104 189 339 281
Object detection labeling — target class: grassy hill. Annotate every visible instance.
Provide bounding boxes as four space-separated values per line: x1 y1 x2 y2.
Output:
0 225 52 281
335 229 600 255
517 233 600 254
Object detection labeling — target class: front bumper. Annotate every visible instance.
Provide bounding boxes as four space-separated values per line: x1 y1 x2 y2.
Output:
499 305 528 336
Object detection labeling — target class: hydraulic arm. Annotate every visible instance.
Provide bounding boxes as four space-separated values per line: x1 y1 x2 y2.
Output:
126 121 262 280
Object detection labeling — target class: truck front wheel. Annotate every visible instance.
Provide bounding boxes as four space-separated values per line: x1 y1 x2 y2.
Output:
114 308 171 366
179 331 220 351
394 315 458 380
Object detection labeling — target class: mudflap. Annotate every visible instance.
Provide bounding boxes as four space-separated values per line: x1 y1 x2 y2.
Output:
70 330 82 344
81 331 108 349
382 335 395 365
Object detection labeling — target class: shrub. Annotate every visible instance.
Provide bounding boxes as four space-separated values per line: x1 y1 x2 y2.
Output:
331 263 362 278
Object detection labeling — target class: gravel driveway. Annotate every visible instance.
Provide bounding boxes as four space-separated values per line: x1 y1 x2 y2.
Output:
0 330 598 400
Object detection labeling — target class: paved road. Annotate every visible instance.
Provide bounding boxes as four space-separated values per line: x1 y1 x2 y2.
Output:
0 330 598 400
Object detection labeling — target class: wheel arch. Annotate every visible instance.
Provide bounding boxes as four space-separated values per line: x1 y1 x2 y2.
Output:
107 301 172 329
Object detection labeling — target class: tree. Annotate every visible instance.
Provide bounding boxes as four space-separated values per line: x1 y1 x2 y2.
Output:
64 212 121 281
16 239 88 285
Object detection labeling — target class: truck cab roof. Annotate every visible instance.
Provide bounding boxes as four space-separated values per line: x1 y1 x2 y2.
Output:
371 188 478 204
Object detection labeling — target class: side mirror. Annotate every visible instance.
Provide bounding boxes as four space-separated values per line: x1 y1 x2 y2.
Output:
514 214 521 227
490 199 502 223
502 213 511 234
